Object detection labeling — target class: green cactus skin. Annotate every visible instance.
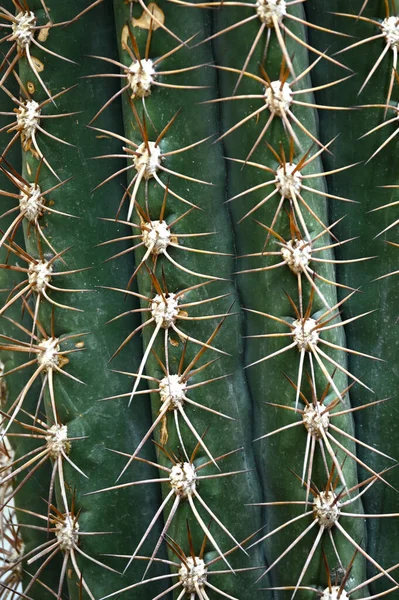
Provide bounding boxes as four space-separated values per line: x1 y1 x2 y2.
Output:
1 1 399 599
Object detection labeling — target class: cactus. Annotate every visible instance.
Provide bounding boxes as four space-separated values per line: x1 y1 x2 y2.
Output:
0 0 399 599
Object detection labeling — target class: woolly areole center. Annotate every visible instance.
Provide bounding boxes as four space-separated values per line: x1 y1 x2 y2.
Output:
179 556 208 593
321 587 349 600
55 514 79 551
382 16 399 48
11 11 36 50
256 0 286 27
169 462 197 498
37 337 61 370
143 220 171 254
127 59 155 98
275 162 302 198
150 292 179 328
313 490 340 529
293 318 319 351
302 404 329 439
281 239 311 274
28 260 53 293
16 100 41 141
19 183 44 222
265 80 292 116
46 424 70 459
159 374 187 410
133 141 162 179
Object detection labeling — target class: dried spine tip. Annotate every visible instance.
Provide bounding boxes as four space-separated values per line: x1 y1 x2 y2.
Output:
256 0 286 26
265 81 292 116
293 318 319 351
159 374 187 410
275 163 302 198
179 556 208 593
46 424 70 459
28 260 53 293
127 59 155 98
133 141 162 178
55 514 79 551
281 239 311 274
19 183 44 221
37 337 61 370
302 404 329 439
16 100 41 149
11 11 36 49
150 293 180 328
313 491 340 529
321 586 349 600
382 16 399 48
143 220 171 254
169 462 197 498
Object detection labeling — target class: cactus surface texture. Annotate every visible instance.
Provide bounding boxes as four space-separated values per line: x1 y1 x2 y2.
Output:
1 0 399 599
